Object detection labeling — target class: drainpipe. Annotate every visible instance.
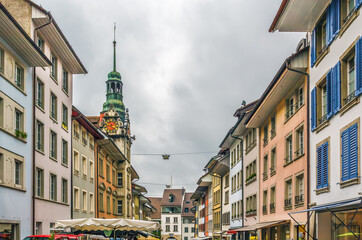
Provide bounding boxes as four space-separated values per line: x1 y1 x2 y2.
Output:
31 14 52 235
231 135 243 240
285 60 310 234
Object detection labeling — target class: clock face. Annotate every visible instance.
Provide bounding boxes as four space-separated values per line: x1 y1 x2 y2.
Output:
104 118 119 134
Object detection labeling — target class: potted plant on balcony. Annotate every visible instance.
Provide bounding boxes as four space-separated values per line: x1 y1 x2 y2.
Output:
15 129 27 139
62 121 68 130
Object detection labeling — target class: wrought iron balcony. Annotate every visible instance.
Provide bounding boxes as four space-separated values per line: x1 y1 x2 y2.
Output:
263 138 268 146
295 148 304 158
270 166 276 176
270 129 276 139
284 155 293 165
285 106 294 120
262 172 268 181
344 90 356 105
319 114 327 125
295 194 304 205
262 205 267 214
270 203 275 212
284 198 292 207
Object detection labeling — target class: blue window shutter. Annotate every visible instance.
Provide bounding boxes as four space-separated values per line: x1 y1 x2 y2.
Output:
326 5 332 44
349 123 358 179
332 0 340 37
311 29 316 67
356 37 362 96
326 70 333 118
322 142 329 188
317 145 323 189
341 129 349 181
311 87 317 131
357 0 362 9
333 62 341 114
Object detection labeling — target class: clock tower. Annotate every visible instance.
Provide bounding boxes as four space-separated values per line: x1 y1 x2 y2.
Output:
99 25 132 161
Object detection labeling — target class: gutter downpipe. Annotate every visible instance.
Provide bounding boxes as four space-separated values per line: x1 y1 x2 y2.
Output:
230 135 243 240
32 14 52 234
285 60 310 235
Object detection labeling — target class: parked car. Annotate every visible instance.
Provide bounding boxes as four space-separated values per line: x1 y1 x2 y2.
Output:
24 234 80 240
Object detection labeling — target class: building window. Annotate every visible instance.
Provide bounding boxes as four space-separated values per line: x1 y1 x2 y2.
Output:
0 48 4 73
82 129 88 145
50 92 57 120
82 156 87 177
173 225 178 232
341 0 355 23
106 164 110 182
74 188 80 209
295 174 304 205
36 168 44 197
341 47 356 106
284 179 292 208
112 169 116 185
113 198 116 214
62 104 68 129
321 82 328 123
50 130 57 159
285 134 293 165
298 86 304 108
315 13 327 57
15 63 24 90
270 186 275 213
341 123 359 182
270 114 276 138
184 207 189 213
224 174 229 187
245 128 256 152
61 140 68 166
270 147 276 175
99 192 104 212
36 78 44 109
263 125 268 146
83 191 87 211
62 70 69 93
73 150 79 173
117 172 123 187
73 122 79 139
61 178 68 203
36 120 44 152
118 200 124 215
14 160 22 186
89 193 94 212
107 195 111 213
263 154 268 181
165 225 170 232
49 174 57 201
295 126 304 157
225 190 229 204
263 190 268 214
51 54 57 80
246 160 257 183
169 194 175 202
90 160 94 180
174 217 178 223
37 36 44 51
185 237 189 240
285 96 294 119
99 158 103 176
15 109 23 132
166 217 170 223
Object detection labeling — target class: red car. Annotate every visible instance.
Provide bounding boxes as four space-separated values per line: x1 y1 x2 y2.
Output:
24 234 80 240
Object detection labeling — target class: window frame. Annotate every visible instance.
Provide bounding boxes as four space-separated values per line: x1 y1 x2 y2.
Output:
49 173 57 201
49 130 57 160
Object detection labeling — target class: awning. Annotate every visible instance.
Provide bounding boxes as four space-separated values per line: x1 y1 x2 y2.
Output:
233 220 289 232
191 237 212 240
226 230 237 234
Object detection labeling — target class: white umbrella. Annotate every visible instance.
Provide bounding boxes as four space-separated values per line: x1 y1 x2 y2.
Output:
55 218 161 232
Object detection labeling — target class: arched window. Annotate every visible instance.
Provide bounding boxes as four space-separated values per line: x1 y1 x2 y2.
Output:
169 194 175 202
111 82 115 93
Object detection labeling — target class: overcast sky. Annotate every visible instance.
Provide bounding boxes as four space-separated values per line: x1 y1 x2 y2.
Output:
35 0 304 197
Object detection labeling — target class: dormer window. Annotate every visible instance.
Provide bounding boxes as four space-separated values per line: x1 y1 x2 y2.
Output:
169 194 175 202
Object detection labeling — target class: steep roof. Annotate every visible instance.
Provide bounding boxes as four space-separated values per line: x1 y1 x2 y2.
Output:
182 193 194 217
160 189 185 206
148 197 162 220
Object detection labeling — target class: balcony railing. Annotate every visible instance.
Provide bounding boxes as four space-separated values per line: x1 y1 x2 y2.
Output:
270 203 275 212
284 155 293 165
262 205 267 214
270 166 276 176
262 172 268 181
263 138 268 146
319 114 328 125
270 129 276 139
213 223 221 230
285 106 294 120
295 148 304 158
295 194 304 205
344 90 356 105
284 198 292 207
82 137 87 145
295 98 304 111
246 209 256 216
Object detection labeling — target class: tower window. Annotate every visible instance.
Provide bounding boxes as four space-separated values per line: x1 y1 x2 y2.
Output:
169 194 175 202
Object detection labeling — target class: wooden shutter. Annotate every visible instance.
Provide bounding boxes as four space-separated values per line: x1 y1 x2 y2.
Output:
357 0 362 9
341 129 349 181
322 142 329 188
317 146 323 189
332 62 341 114
326 70 333 118
311 29 316 67
311 87 317 131
356 37 362 96
349 123 358 179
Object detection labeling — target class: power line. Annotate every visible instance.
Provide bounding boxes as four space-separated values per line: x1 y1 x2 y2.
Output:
132 151 216 156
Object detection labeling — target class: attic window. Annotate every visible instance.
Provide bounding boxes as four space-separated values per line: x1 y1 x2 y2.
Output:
169 194 175 202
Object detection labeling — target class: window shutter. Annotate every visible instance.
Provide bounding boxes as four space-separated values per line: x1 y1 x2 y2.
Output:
356 37 362 96
311 29 316 67
349 123 358 179
326 5 332 44
311 87 317 131
332 0 340 37
357 0 362 9
341 129 349 181
332 62 341 114
326 70 333 119
322 142 329 188
317 145 323 189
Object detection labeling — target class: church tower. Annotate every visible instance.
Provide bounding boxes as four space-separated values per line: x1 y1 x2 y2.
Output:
99 25 132 161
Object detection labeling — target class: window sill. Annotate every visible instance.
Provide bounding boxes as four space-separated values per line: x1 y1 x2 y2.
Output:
35 148 45 155
245 176 257 186
284 205 292 211
61 162 68 168
316 186 330 195
314 46 330 68
315 120 330 133
294 153 305 162
340 177 360 188
339 8 360 38
50 75 58 84
74 170 79 176
61 126 69 133
49 116 58 124
294 202 304 209
0 182 26 192
340 96 359 116
270 209 275 214
35 196 69 206
62 88 69 97
283 160 293 167
0 72 27 95
245 142 257 155
49 156 57 162
270 170 276 177
0 127 27 143
36 104 45 114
